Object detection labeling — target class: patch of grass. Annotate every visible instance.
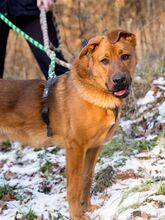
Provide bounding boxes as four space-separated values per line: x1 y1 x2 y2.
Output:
158 183 165 195
0 141 12 152
117 203 140 217
132 62 165 103
53 211 66 220
93 166 115 194
0 184 15 200
101 135 127 158
131 180 152 192
132 139 156 151
100 135 156 158
119 180 152 206
137 62 165 81
117 179 159 216
157 130 165 147
16 150 24 159
18 207 37 220
15 190 32 203
39 160 53 176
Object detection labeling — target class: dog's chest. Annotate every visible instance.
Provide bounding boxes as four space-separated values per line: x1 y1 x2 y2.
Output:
89 108 120 146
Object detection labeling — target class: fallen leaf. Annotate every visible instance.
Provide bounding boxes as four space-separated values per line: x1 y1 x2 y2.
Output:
0 160 5 168
0 201 7 214
115 169 140 180
136 151 151 159
2 192 15 201
4 171 17 180
38 181 52 194
132 210 151 219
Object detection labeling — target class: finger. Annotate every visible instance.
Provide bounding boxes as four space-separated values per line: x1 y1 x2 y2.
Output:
47 0 54 9
37 0 43 8
41 0 48 11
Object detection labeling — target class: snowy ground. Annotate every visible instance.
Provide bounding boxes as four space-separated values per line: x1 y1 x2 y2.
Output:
0 77 164 220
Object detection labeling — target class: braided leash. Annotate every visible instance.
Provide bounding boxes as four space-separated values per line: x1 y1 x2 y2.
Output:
40 8 70 70
40 8 50 57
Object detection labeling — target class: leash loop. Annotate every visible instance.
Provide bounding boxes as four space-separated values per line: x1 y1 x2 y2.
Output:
40 8 50 56
40 8 56 79
39 8 70 70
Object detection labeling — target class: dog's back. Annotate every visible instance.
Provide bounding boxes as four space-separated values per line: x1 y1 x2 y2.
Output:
0 79 46 145
0 77 69 148
0 79 44 110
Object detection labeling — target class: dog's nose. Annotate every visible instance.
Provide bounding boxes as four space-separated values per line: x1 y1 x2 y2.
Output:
112 73 126 84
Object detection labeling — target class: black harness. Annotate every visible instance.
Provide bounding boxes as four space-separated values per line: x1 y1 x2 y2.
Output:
112 107 119 122
41 77 57 137
108 107 119 133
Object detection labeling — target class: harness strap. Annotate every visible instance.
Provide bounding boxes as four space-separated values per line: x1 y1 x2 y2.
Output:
108 107 119 133
112 107 119 121
42 77 57 137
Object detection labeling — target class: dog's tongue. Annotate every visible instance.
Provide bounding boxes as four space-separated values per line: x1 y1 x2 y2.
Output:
114 90 126 96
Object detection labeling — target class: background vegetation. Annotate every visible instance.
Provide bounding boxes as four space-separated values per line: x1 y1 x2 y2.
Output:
3 0 165 79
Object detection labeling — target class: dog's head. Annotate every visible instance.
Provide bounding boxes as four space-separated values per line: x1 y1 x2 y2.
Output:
77 29 137 99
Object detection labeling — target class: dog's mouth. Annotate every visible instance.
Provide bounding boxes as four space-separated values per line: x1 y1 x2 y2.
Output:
106 83 130 99
113 89 129 98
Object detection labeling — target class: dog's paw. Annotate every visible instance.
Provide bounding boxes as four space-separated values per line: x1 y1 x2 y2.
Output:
86 204 100 212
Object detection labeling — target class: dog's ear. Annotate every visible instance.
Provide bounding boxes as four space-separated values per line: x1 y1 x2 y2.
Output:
79 36 103 59
108 29 136 46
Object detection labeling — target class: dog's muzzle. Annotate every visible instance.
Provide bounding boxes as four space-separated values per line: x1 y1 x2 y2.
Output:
107 72 132 99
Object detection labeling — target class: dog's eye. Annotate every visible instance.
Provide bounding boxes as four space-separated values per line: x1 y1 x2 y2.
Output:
121 54 130 61
101 58 110 65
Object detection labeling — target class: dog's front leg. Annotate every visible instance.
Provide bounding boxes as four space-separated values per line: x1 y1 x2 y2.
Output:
66 144 90 220
81 147 101 212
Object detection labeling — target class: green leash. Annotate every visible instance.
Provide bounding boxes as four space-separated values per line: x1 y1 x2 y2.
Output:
0 12 56 79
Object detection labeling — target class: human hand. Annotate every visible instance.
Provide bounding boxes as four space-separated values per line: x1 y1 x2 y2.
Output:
37 0 55 12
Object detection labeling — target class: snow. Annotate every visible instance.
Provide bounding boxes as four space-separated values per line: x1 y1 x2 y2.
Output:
9 163 39 175
150 195 165 203
158 102 165 116
0 139 165 220
158 101 165 123
120 119 132 130
139 203 157 216
137 90 156 106
153 77 165 86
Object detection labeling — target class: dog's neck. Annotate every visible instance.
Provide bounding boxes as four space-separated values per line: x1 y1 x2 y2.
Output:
71 64 123 109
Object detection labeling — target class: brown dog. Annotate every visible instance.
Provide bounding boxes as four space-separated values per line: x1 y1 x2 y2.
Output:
0 29 136 220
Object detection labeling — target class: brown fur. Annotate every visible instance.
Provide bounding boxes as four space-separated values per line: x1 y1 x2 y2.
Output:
0 30 136 220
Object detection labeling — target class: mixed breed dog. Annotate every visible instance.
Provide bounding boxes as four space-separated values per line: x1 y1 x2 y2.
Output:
0 29 136 220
